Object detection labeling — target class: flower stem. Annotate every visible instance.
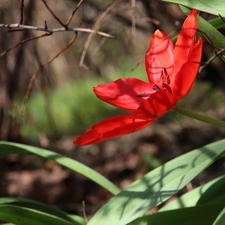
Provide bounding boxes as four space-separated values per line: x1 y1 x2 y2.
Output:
173 105 225 128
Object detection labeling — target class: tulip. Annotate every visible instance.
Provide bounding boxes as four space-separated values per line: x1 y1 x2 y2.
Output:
74 9 202 146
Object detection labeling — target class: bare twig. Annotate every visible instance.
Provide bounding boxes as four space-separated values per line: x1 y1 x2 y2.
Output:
199 48 225 73
0 24 114 38
66 0 84 26
93 37 107 56
131 0 136 43
79 0 122 68
21 33 77 116
0 33 51 57
41 0 66 28
20 0 24 24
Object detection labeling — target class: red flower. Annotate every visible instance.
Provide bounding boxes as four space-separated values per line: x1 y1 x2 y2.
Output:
74 9 202 146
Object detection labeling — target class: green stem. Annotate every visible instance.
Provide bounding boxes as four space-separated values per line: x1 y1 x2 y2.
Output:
174 105 225 128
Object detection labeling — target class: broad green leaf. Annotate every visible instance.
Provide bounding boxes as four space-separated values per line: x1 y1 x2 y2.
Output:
0 205 75 225
0 141 120 195
128 203 225 225
213 207 225 225
87 139 225 225
160 175 225 211
0 197 85 225
162 0 225 16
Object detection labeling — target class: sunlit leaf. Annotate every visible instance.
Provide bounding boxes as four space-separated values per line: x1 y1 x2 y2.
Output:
160 175 225 211
0 197 85 225
87 139 225 225
128 203 225 225
213 207 225 225
0 205 75 225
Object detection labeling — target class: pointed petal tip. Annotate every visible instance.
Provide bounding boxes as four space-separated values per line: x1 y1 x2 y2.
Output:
73 135 96 146
153 29 167 38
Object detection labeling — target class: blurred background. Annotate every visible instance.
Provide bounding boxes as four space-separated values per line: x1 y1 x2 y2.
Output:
0 0 225 218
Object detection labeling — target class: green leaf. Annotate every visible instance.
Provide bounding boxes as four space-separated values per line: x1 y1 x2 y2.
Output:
0 197 85 225
209 17 225 30
0 205 76 225
160 175 225 211
213 207 225 225
87 139 225 225
0 141 120 195
162 0 225 16
128 203 225 225
1 223 15 225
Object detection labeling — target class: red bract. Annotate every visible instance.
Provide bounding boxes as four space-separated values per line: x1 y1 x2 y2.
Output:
74 9 202 146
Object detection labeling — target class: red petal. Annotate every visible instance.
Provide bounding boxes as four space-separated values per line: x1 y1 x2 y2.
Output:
145 30 174 89
94 78 157 111
173 38 202 99
136 89 177 118
173 9 198 79
74 114 154 146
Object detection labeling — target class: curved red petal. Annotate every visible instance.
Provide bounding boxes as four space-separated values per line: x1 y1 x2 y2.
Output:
74 87 177 146
136 89 177 119
94 78 157 111
74 114 154 146
173 38 202 99
173 9 198 79
145 30 174 88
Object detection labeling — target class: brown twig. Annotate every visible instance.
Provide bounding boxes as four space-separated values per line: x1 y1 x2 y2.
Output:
79 0 122 68
0 24 114 38
21 33 77 116
66 0 84 26
0 33 51 57
199 48 225 73
131 0 136 43
41 0 66 28
20 0 24 24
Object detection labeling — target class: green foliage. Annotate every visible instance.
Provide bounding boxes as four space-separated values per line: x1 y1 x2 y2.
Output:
86 139 225 225
0 197 85 225
0 139 225 225
129 203 225 225
213 207 225 225
162 0 225 16
19 78 121 140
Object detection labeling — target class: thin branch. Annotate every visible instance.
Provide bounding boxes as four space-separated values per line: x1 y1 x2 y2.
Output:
66 0 84 26
0 24 114 38
131 0 136 43
199 48 225 73
0 33 52 57
79 0 122 68
41 0 66 28
93 37 107 56
21 33 77 116
20 0 24 24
